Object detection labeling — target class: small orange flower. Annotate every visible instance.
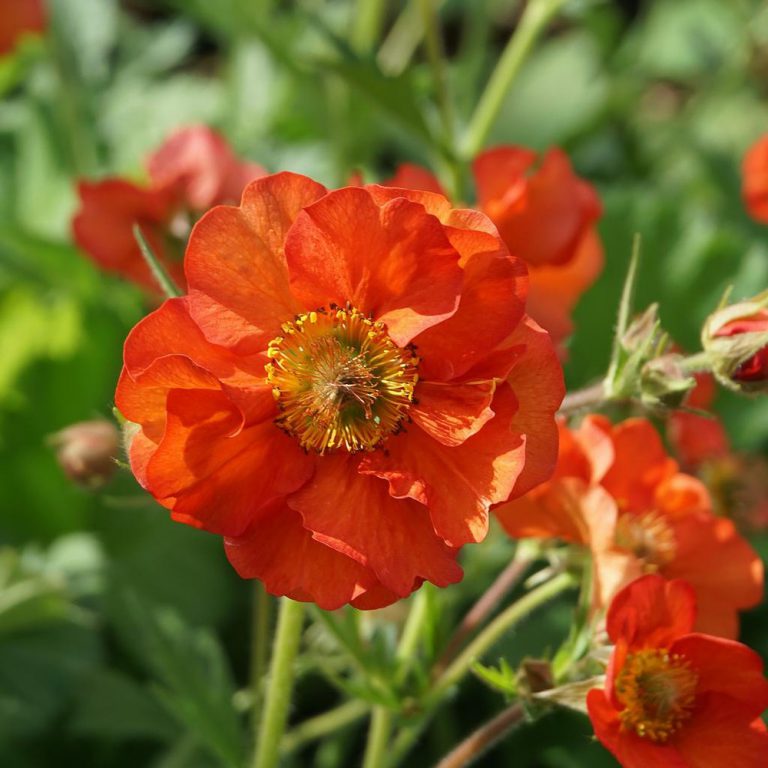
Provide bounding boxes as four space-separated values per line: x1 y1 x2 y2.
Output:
588 574 768 768
73 126 265 292
382 146 603 351
116 173 564 609
0 0 45 55
743 134 768 223
495 416 763 638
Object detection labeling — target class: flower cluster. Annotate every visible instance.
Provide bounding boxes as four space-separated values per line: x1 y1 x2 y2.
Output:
495 415 763 638
73 126 265 292
115 173 564 609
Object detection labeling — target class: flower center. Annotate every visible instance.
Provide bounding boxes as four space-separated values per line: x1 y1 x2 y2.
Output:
615 648 698 742
266 305 419 453
614 511 676 570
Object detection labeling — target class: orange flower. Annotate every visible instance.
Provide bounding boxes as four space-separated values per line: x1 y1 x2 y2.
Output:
0 0 45 55
73 126 265 292
495 416 763 638
382 146 603 351
587 574 768 768
743 134 768 223
115 173 564 609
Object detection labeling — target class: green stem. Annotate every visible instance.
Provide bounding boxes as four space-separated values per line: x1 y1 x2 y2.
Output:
362 587 434 768
133 225 183 299
433 571 575 699
250 583 271 744
680 351 712 374
252 598 305 768
462 0 568 158
281 700 369 756
419 0 455 147
362 706 394 768
385 572 575 767
351 0 387 54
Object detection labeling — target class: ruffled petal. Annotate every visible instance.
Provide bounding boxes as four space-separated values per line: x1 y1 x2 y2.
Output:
605 574 697 648
285 187 463 346
225 502 391 610
361 384 526 547
146 389 314 537
383 164 445 195
185 172 327 352
504 316 565 498
410 380 496 447
288 455 462 596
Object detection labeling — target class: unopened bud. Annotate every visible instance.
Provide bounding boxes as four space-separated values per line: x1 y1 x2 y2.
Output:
640 353 696 408
622 303 663 354
49 420 119 488
702 291 768 393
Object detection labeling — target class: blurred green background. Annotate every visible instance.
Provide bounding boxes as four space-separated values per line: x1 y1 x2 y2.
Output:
1 0 767 765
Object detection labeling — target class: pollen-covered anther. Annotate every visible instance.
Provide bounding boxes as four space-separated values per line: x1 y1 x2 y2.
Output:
615 648 698 742
265 306 419 453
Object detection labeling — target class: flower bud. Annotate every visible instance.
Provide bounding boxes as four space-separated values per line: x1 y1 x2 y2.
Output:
49 420 119 488
640 353 696 408
702 292 768 393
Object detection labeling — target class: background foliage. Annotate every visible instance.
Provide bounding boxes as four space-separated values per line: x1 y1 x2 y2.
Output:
1 0 767 765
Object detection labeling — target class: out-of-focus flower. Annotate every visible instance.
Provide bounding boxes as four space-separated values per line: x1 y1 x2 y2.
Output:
587 574 768 767
382 146 603 353
49 419 119 488
742 134 768 223
495 416 763 639
115 173 564 609
73 126 266 293
0 0 46 56
702 293 768 393
667 372 729 471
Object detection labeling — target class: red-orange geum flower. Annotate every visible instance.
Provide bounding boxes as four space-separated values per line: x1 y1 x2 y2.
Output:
382 146 603 352
73 125 265 292
0 0 46 56
494 415 763 638
115 173 565 609
587 574 768 768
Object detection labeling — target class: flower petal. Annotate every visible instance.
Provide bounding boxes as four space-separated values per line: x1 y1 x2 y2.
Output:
285 187 463 346
288 455 462 596
146 389 313 537
410 380 496 447
225 502 390 610
185 172 327 352
361 384 526 547
605 573 697 648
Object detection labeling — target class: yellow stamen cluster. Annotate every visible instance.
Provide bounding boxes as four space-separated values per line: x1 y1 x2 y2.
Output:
614 511 677 570
615 648 698 742
266 305 419 453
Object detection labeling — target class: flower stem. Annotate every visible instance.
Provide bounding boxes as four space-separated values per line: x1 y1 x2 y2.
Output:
362 706 394 768
558 381 608 416
432 571 575 698
252 598 305 768
435 702 525 768
419 0 455 147
351 0 387 54
386 571 575 766
433 543 536 676
281 700 369 756
133 225 182 299
249 583 271 742
462 0 568 158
